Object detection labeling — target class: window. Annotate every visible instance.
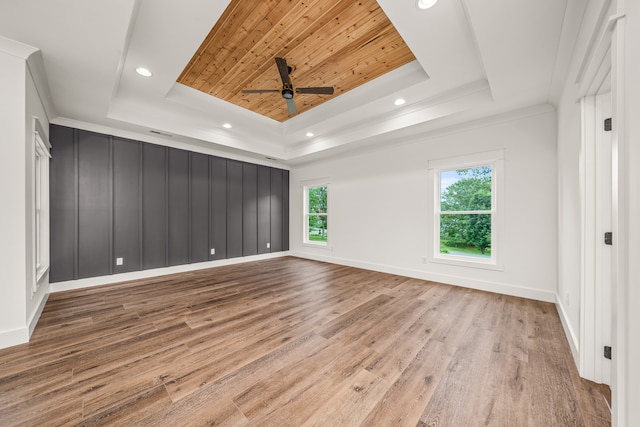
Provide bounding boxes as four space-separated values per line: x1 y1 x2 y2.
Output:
303 182 328 246
429 150 503 269
33 118 51 293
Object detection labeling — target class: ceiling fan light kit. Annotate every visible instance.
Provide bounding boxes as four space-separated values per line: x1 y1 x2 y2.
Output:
242 57 334 115
282 86 294 99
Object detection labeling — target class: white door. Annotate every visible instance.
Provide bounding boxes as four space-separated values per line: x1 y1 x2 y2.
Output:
594 90 612 385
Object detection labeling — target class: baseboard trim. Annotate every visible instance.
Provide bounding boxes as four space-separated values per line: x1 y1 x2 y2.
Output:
28 290 49 337
0 287 50 350
556 295 580 367
0 327 30 350
50 252 290 293
290 251 556 303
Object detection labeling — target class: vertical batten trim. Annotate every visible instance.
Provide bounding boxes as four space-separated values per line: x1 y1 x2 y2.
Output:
73 129 79 280
188 152 193 263
164 147 169 267
138 141 143 271
108 136 114 275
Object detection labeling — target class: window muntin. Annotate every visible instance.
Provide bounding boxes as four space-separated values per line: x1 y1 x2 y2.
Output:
304 184 328 246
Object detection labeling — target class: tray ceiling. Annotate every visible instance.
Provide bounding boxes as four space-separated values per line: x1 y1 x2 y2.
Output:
0 0 582 164
177 0 416 122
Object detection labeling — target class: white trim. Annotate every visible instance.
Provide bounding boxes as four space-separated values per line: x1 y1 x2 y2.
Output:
427 149 505 170
50 252 289 293
577 11 625 98
33 116 51 151
557 295 580 366
32 116 50 296
51 117 289 170
0 327 30 350
610 5 627 425
0 288 45 349
28 292 49 337
291 251 556 303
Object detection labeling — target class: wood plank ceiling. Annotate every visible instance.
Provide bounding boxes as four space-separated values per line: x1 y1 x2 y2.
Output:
177 0 416 122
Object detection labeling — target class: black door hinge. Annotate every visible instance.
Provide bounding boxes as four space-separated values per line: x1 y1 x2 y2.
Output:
604 346 612 360
604 118 612 132
604 232 613 245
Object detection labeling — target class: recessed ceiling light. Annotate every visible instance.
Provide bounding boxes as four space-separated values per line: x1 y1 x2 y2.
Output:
416 0 438 10
135 67 153 77
394 98 406 106
306 132 314 137
222 123 232 129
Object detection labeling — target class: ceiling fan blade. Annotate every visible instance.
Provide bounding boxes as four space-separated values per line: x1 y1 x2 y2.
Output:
242 89 280 94
286 98 297 114
296 87 335 95
275 57 291 85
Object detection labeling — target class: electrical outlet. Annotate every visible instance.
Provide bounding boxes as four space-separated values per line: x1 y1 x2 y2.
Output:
116 257 124 266
421 257 427 264
267 242 270 249
210 248 215 255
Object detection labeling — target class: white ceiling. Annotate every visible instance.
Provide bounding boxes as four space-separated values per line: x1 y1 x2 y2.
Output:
0 0 586 165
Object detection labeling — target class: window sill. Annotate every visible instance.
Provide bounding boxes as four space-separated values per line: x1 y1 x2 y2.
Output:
430 255 503 271
36 265 50 283
302 241 330 249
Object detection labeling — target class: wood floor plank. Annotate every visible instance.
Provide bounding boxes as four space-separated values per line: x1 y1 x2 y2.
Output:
71 323 191 383
417 326 497 425
0 399 84 427
163 317 325 402
233 338 377 424
0 321 157 376
257 346 380 425
74 344 190 401
361 337 454 426
0 358 74 410
0 257 611 426
78 385 173 426
301 369 387 427
317 294 395 339
136 333 328 426
364 301 446 383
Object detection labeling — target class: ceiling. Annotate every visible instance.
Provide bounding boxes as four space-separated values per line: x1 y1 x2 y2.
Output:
0 0 586 165
178 0 416 122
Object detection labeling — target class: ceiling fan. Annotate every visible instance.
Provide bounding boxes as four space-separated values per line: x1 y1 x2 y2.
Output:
242 57 334 114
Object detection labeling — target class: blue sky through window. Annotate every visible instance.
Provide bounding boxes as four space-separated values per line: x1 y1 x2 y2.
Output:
440 169 463 196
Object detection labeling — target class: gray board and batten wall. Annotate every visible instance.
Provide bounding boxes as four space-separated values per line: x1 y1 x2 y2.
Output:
49 124 290 283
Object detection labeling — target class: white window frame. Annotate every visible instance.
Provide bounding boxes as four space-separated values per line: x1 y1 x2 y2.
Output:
303 179 329 247
33 117 51 294
428 149 504 270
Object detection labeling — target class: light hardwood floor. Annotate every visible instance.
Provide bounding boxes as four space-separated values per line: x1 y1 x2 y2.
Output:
0 257 610 426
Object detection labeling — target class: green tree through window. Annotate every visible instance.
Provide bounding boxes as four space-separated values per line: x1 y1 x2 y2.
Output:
439 166 492 256
305 185 328 244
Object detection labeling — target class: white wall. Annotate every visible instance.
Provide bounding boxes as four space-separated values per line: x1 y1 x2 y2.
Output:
291 107 558 302
0 38 50 348
0 45 29 347
556 69 584 361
